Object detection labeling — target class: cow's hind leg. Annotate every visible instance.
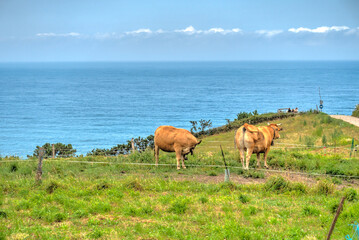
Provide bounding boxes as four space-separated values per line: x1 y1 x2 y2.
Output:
239 148 245 169
175 151 182 170
154 144 159 167
264 149 270 169
245 148 254 170
256 153 261 168
181 155 186 169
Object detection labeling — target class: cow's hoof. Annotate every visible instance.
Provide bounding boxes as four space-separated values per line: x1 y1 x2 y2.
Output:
183 167 186 169
177 167 181 170
264 165 269 169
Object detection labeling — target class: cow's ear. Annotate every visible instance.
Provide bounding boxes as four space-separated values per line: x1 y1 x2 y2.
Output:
197 140 202 145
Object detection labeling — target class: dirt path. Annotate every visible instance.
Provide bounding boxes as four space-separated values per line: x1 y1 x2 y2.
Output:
330 115 359 127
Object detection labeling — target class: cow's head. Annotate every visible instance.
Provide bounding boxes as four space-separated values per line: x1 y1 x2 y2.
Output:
183 140 202 160
267 123 282 139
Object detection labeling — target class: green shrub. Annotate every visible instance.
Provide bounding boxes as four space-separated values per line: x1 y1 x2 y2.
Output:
304 136 315 147
315 180 334 195
302 206 319 216
329 201 339 214
0 211 7 219
264 176 290 193
344 188 358 202
238 194 250 204
123 179 143 191
10 163 18 172
352 104 359 118
290 182 307 194
87 228 104 239
208 171 218 176
199 196 209 204
169 199 189 214
313 126 323 137
322 135 327 146
46 180 60 194
243 206 258 216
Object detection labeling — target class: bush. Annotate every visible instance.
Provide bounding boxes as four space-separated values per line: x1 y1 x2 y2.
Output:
30 143 76 158
302 206 319 216
169 199 189 214
87 135 154 156
304 136 315 148
352 104 359 118
46 181 60 194
123 179 143 191
238 194 250 204
199 196 209 204
264 176 290 193
315 180 334 195
10 163 18 172
344 188 358 202
313 126 323 137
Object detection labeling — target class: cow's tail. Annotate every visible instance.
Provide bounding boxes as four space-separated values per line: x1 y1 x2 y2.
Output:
242 127 246 148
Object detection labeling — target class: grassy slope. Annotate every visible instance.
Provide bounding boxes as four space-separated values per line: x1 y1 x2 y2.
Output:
1 113 359 239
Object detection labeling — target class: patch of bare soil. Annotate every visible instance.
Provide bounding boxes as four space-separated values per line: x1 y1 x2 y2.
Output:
171 171 359 189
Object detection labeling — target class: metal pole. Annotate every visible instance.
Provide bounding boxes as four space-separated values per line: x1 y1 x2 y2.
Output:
326 197 345 240
220 145 230 182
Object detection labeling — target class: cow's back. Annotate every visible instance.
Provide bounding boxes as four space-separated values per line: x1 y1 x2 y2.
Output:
155 126 197 152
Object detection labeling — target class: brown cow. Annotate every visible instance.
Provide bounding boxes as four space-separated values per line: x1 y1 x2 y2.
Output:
154 126 202 169
234 123 282 169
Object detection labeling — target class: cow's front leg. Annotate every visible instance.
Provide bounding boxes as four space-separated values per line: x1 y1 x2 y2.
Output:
264 149 269 169
256 153 261 168
175 151 182 170
245 148 254 170
181 155 186 169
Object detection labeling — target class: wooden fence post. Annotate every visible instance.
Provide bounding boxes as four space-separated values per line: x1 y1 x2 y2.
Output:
36 147 44 182
326 196 346 240
52 144 55 159
131 138 135 153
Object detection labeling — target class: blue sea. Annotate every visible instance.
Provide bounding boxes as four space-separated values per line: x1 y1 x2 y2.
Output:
1 61 358 157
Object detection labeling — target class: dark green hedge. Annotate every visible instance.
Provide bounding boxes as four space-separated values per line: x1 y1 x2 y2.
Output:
194 112 300 138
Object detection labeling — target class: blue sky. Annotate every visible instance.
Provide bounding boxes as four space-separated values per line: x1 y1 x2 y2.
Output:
0 0 359 61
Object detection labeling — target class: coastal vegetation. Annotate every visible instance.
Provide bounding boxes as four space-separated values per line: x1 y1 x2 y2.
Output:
352 104 359 118
1 111 359 239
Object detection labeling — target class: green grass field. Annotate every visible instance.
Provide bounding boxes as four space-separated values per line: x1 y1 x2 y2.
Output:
1 112 359 239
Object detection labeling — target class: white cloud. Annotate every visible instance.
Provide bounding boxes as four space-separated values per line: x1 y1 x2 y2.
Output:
174 26 241 35
174 26 200 34
255 30 283 37
231 28 242 33
207 28 225 33
36 32 81 37
204 28 242 34
288 26 350 33
125 28 152 35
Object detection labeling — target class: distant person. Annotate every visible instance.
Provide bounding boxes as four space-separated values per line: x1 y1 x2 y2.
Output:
294 107 298 113
288 108 291 113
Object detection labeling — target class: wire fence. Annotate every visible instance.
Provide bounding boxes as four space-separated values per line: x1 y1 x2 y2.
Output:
1 157 359 180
